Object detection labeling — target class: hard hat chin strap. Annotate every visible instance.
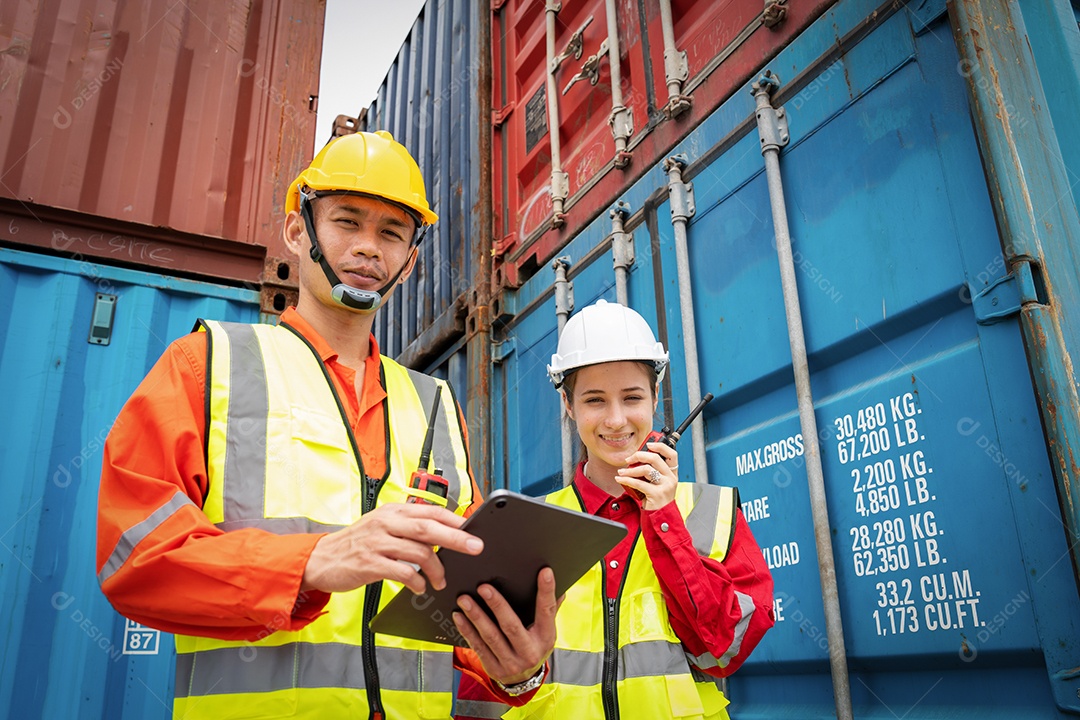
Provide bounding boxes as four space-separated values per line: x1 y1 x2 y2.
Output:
300 192 409 312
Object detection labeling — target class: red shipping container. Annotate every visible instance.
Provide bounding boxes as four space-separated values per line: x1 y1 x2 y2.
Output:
491 0 834 290
0 0 323 300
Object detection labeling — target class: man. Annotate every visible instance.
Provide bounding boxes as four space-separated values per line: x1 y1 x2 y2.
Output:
97 131 556 719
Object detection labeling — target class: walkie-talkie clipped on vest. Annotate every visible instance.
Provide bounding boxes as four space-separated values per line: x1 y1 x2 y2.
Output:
407 386 450 504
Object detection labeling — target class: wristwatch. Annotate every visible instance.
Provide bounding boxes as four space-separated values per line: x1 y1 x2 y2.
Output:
495 664 546 696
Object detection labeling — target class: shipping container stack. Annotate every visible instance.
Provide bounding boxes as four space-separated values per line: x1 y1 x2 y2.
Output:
0 2 323 718
3 0 1080 718
366 0 1080 717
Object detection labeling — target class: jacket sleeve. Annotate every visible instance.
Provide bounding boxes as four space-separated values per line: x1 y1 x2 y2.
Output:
453 651 544 717
641 505 775 677
96 334 330 640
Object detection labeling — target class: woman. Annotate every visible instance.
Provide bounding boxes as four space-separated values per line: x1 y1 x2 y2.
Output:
454 299 775 720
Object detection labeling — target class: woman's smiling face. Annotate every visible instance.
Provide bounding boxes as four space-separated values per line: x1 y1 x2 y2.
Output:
566 361 658 474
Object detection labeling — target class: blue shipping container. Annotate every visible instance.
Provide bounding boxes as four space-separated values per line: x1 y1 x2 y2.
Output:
4 0 1080 716
489 0 1080 716
0 247 260 719
362 0 485 366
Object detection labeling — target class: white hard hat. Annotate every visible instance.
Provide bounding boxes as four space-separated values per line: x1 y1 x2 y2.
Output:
548 299 669 388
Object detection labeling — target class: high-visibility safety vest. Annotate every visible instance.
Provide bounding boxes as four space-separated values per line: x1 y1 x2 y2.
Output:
173 320 474 720
496 483 739 720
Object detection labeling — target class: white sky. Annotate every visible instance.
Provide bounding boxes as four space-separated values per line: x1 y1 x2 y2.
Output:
314 0 427 150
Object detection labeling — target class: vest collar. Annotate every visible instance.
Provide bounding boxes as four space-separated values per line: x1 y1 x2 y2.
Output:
278 306 382 365
575 461 640 515
279 307 387 416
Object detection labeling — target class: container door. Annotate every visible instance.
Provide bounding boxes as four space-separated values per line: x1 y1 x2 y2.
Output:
677 3 1080 716
490 0 1080 715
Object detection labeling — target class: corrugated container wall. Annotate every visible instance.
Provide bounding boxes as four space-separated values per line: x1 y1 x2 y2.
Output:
0 0 324 300
360 0 485 378
0 247 261 719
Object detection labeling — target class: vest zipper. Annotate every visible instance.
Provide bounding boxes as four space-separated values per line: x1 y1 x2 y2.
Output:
279 324 393 719
601 527 640 720
602 595 620 720
362 475 386 719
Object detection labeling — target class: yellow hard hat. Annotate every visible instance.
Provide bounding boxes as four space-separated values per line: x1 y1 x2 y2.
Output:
284 130 438 226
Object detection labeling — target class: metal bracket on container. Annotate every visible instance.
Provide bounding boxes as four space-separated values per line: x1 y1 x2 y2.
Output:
493 231 517 260
491 102 515 127
764 0 788 28
663 94 693 119
553 256 575 316
491 284 519 323
564 38 609 94
664 155 696 222
331 114 360 137
662 48 692 118
550 171 569 228
752 72 789 153
610 202 635 270
971 258 1043 325
664 47 689 87
609 105 634 168
491 336 516 364
261 256 299 315
553 14 592 71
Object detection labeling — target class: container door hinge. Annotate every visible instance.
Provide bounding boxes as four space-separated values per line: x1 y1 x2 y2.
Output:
493 232 517 259
753 72 789 154
553 256 575 317
971 258 1045 325
550 171 570 227
491 287 518 323
492 336 516 364
664 155 695 222
610 202 635 270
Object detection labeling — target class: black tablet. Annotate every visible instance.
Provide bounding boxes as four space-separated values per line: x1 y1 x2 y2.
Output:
369 489 627 646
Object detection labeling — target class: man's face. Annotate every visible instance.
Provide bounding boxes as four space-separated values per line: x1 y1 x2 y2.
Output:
290 193 419 311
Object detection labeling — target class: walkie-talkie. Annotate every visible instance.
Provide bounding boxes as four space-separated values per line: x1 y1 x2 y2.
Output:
627 393 714 489
407 386 450 504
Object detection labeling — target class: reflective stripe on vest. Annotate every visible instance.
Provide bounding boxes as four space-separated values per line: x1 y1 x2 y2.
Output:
174 644 454 696
503 482 738 720
176 320 473 720
548 638 698 685
455 698 510 719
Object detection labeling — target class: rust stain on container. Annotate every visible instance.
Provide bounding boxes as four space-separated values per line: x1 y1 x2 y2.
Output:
0 0 324 276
